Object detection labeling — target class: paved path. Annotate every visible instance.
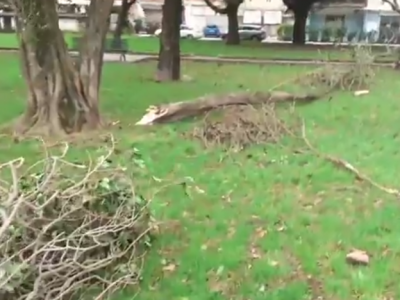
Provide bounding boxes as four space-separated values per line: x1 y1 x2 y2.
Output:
0 48 395 67
100 52 394 67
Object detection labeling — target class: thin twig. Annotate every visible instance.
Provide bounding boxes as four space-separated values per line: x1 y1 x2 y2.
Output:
301 119 400 197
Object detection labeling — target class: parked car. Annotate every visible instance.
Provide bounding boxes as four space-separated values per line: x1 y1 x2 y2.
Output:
154 24 203 39
203 24 221 38
221 24 266 41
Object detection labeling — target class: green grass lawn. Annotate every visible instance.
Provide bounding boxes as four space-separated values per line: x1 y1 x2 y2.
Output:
2 54 400 299
0 32 396 62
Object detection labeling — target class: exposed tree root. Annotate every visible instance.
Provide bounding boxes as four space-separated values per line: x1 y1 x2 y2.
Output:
301 120 400 198
136 91 322 125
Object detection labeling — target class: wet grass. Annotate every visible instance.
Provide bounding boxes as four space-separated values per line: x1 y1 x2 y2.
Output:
1 53 400 300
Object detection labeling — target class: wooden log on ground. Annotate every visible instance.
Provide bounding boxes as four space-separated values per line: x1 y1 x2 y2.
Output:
136 91 322 125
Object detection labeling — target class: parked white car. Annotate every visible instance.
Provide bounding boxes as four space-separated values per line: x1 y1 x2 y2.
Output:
154 25 203 39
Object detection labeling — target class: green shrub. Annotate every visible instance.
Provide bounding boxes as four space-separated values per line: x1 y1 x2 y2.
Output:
308 29 320 42
347 31 357 42
321 26 333 42
332 27 346 42
277 24 293 41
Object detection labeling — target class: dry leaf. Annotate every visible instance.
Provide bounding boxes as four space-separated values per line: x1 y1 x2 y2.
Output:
249 246 262 259
162 263 177 272
255 227 267 238
194 186 205 194
346 249 369 265
152 176 162 182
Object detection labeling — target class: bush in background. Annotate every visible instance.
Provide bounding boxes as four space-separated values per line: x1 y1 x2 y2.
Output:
321 26 333 42
308 29 320 42
277 24 293 41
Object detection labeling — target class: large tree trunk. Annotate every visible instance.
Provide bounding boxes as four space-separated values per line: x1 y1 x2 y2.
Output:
226 4 240 45
292 8 308 45
2 7 12 33
113 0 135 40
156 0 182 82
12 0 114 136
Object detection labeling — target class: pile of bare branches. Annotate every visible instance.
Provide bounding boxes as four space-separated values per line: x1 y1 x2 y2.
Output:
191 103 295 151
0 137 155 300
299 45 375 92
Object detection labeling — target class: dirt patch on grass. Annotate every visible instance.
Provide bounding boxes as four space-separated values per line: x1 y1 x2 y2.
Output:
189 103 297 151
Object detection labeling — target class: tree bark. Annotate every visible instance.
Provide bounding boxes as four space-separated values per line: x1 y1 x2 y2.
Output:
156 0 182 82
11 0 114 136
136 91 321 125
226 4 240 45
292 8 308 45
113 0 135 40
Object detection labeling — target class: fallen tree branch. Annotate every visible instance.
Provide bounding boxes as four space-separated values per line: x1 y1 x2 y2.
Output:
136 91 323 125
301 120 400 197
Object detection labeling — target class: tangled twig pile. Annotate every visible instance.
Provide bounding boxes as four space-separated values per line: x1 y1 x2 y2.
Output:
0 137 155 300
191 103 295 151
298 45 375 92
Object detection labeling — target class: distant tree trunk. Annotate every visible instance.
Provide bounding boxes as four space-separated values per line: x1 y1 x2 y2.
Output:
226 3 240 45
3 16 12 32
292 8 308 45
12 0 114 136
113 0 136 40
156 0 182 82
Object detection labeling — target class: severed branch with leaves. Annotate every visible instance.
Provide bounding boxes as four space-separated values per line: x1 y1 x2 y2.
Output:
0 136 155 300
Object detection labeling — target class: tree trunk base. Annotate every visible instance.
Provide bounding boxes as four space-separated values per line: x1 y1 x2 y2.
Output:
14 100 102 137
136 91 322 125
13 0 113 138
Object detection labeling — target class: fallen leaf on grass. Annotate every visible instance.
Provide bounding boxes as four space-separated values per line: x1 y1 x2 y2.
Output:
255 227 267 238
346 249 369 265
194 185 205 194
152 176 162 182
249 246 262 259
162 263 177 272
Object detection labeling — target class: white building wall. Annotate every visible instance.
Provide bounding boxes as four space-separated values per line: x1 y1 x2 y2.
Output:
365 0 394 11
242 0 285 11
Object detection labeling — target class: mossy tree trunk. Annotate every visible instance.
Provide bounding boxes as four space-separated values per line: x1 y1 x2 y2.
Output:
11 0 114 136
156 0 182 82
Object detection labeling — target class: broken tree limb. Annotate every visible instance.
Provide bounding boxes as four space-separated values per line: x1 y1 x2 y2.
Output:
301 119 400 198
136 91 322 125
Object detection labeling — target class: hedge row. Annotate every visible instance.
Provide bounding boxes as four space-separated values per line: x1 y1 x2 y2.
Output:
277 24 400 44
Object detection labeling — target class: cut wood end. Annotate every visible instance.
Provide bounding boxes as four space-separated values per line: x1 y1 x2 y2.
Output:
136 106 168 125
354 90 369 96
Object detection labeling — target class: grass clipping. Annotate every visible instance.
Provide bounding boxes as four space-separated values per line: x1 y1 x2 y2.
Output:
0 137 155 300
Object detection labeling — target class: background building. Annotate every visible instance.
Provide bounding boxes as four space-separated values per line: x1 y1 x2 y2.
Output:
0 0 399 42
